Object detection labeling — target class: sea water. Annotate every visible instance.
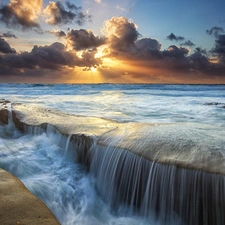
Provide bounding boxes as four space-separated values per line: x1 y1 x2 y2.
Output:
0 84 225 126
0 84 225 225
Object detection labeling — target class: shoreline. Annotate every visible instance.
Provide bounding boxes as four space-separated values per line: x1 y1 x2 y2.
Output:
0 168 60 225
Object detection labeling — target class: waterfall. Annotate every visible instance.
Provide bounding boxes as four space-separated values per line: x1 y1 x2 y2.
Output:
87 143 225 225
0 101 20 138
23 123 92 163
65 134 72 155
6 102 12 123
1 104 225 225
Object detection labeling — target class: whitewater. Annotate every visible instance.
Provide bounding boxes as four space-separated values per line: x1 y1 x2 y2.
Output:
1 84 225 225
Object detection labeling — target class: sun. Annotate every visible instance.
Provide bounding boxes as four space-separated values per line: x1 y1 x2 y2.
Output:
91 66 97 72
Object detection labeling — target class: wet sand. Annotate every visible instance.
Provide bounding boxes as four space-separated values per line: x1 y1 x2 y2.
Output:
0 169 60 225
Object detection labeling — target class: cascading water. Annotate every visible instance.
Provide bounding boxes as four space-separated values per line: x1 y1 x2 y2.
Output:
65 134 73 155
87 143 225 225
3 114 223 225
0 117 157 225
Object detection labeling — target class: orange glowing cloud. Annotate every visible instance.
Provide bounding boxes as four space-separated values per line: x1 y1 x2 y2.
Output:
0 0 43 29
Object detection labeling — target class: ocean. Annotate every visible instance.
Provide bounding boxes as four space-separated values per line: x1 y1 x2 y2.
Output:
0 84 225 225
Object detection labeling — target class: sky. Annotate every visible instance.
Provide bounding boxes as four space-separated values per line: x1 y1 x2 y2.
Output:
0 0 225 83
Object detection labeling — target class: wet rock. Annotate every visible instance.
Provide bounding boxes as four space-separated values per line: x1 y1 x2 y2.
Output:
0 99 11 104
205 102 225 108
205 102 221 106
0 109 9 125
11 103 225 175
12 111 24 132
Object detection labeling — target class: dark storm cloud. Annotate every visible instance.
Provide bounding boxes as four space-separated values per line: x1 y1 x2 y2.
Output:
135 38 162 59
187 47 225 78
189 49 210 70
215 34 225 47
195 47 207 55
0 38 16 54
157 45 191 71
0 43 69 71
206 26 224 37
0 0 42 30
30 43 72 69
211 34 225 64
0 42 102 77
44 1 91 26
66 29 106 51
0 31 17 39
180 40 195 47
136 38 161 51
167 33 185 42
163 45 189 59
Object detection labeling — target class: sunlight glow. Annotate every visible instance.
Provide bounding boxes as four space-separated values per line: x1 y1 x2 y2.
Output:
91 66 97 72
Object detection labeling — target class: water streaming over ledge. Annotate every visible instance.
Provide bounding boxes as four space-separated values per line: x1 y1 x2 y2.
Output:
88 144 225 225
0 120 156 225
1 109 225 225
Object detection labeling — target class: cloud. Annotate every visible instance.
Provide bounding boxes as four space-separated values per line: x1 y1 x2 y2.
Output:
195 47 207 55
163 45 189 59
102 17 140 54
206 26 224 37
0 15 224 82
212 34 225 64
0 38 16 54
0 0 42 30
100 18 223 78
50 30 66 38
66 29 106 51
189 49 210 70
215 34 225 47
180 40 195 47
0 31 17 39
167 33 185 42
0 0 90 32
80 49 102 68
0 42 102 78
44 1 91 26
0 43 69 71
135 38 162 59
